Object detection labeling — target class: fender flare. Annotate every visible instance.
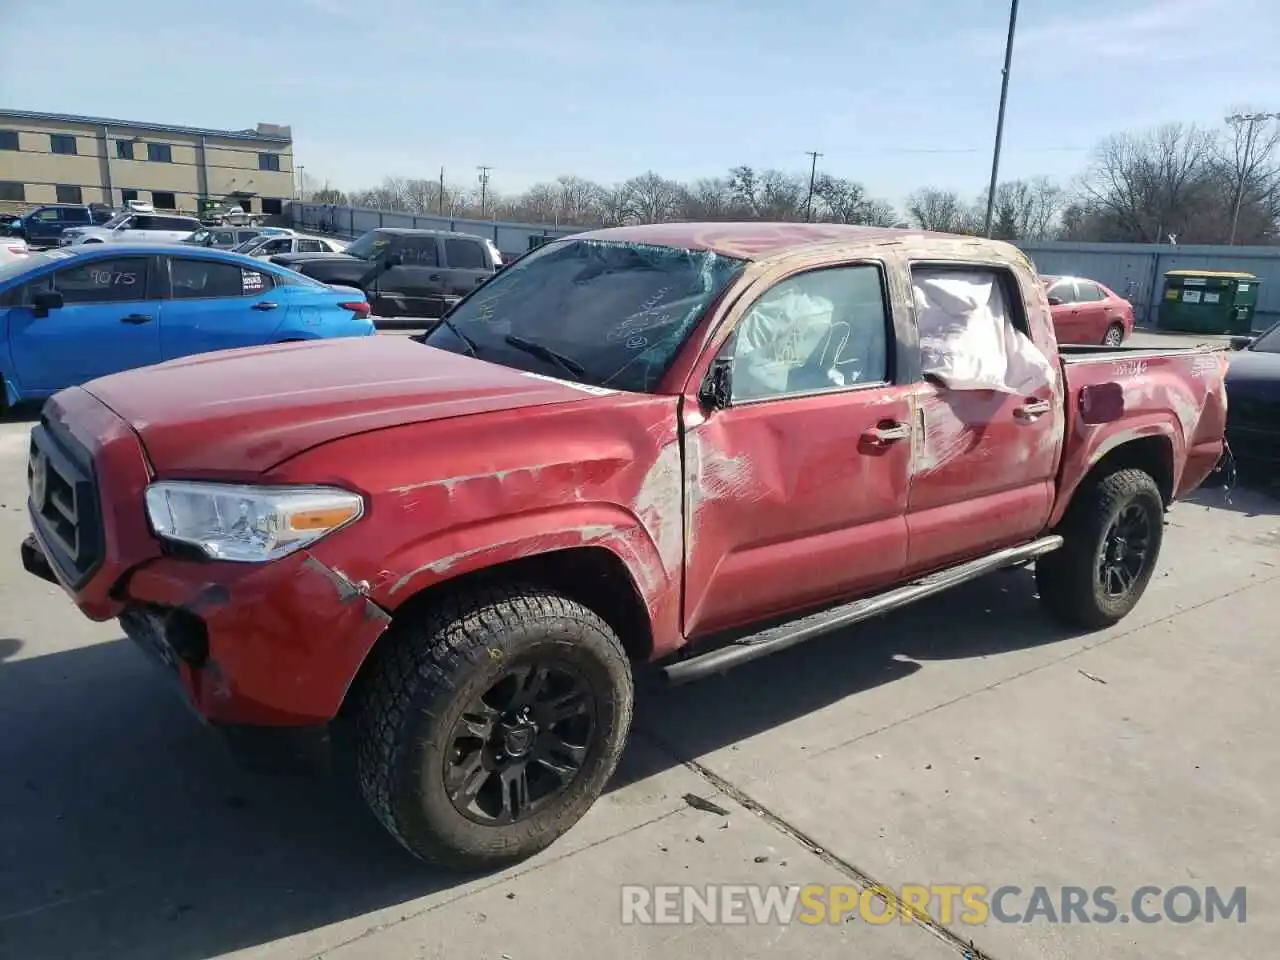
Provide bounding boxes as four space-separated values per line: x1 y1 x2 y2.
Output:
1051 415 1182 527
368 502 674 614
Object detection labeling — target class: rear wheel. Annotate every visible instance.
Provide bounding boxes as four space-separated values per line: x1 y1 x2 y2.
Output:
354 585 634 870
1103 323 1125 346
1036 468 1164 629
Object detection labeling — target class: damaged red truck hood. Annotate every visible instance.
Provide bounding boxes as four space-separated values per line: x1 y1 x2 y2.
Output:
81 337 595 475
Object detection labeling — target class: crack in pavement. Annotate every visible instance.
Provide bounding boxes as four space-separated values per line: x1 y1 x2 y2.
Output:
629 572 1280 960
634 726 998 960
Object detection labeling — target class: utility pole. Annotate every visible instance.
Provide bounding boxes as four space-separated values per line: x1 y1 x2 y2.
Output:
296 165 305 201
983 0 1019 237
804 151 822 222
438 166 445 215
1225 111 1280 244
477 165 492 218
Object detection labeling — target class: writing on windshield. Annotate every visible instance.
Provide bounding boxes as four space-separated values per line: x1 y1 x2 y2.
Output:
423 239 744 393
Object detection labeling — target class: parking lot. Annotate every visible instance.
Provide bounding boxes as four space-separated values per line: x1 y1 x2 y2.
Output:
0 328 1276 960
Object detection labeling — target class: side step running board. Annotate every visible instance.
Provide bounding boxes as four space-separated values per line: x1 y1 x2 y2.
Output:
663 535 1063 685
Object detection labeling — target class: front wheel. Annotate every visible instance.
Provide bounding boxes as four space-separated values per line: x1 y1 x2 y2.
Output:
354 585 634 870
1036 468 1164 629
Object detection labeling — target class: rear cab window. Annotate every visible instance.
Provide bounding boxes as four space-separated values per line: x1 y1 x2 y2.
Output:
909 263 1052 393
444 238 488 269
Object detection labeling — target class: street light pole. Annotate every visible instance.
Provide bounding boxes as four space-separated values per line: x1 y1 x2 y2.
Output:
1225 111 1280 245
983 0 1019 237
804 150 822 222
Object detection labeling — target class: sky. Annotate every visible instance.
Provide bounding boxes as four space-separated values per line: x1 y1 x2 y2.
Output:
3 0 1278 209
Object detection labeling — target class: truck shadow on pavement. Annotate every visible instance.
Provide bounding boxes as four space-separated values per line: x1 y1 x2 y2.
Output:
1185 480 1279 518
0 569 1081 959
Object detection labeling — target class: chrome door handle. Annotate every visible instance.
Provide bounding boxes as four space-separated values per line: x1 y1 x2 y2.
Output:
1015 399 1052 420
251 301 279 311
863 421 911 444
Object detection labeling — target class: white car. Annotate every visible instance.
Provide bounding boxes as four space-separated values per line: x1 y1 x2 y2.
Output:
0 235 29 265
232 232 347 258
62 203 203 246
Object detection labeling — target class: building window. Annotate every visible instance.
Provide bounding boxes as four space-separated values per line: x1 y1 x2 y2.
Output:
261 198 283 215
0 131 18 151
55 185 83 204
0 182 24 202
258 153 281 172
50 134 78 155
146 143 173 163
121 189 140 204
116 139 135 160
151 192 177 210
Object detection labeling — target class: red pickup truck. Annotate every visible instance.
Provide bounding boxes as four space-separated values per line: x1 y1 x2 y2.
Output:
22 223 1228 870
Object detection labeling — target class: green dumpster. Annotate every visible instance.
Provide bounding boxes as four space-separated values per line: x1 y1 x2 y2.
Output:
1157 270 1261 335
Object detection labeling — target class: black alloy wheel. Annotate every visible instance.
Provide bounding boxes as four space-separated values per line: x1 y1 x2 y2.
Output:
445 660 596 825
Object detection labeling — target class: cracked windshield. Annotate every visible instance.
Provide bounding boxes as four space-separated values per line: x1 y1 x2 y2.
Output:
0 0 1275 958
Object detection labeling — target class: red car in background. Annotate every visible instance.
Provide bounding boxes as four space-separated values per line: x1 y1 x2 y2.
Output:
1042 275 1135 346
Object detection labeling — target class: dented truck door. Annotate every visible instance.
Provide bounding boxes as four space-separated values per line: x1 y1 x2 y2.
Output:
679 260 914 639
903 263 1064 573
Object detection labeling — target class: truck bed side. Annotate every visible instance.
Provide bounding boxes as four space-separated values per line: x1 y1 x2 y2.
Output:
1052 346 1228 526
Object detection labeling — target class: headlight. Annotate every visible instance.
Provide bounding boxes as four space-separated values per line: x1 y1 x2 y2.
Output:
144 482 363 562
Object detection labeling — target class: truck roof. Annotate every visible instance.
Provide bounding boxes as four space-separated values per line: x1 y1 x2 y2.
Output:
575 222 995 262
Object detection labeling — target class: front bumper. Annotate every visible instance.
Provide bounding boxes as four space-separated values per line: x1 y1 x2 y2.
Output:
22 390 392 728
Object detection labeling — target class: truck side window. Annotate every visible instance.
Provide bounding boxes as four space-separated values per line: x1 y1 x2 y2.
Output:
911 266 1052 394
445 238 487 269
729 263 890 403
401 236 440 265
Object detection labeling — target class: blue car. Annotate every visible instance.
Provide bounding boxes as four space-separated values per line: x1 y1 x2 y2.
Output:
0 244 374 410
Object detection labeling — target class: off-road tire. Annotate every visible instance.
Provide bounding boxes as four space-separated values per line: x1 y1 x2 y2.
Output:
1036 468 1164 629
354 584 633 870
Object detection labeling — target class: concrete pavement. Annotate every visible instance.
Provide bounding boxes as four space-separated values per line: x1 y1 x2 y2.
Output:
0 410 1275 959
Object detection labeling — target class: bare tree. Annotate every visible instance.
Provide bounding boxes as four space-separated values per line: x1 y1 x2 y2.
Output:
1079 123 1216 242
976 177 1065 241
621 171 683 223
907 188 973 233
678 177 734 220
812 174 867 223
861 198 901 228
556 175 603 225
1220 111 1280 244
755 170 806 220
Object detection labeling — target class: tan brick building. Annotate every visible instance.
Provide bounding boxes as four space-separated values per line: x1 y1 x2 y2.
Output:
0 109 295 216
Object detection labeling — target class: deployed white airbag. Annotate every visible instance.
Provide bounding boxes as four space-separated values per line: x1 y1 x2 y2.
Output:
912 269 1054 394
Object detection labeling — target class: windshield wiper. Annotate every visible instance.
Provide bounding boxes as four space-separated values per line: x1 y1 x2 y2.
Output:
503 334 585 378
430 315 480 357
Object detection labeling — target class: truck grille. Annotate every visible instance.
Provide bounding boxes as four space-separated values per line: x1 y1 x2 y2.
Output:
28 419 103 587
